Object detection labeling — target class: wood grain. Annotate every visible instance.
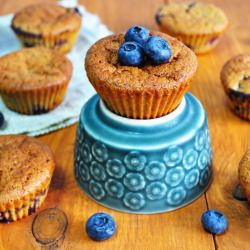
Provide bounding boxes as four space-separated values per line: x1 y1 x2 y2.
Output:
0 0 249 249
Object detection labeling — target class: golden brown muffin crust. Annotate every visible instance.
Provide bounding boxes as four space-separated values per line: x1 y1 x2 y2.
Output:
156 2 228 35
85 31 197 92
0 47 72 90
239 149 250 200
0 135 55 204
221 55 250 94
12 3 81 36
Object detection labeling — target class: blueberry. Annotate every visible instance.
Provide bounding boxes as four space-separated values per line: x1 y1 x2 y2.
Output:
201 210 228 235
118 42 145 66
0 112 4 128
86 213 116 241
143 36 172 65
125 25 149 45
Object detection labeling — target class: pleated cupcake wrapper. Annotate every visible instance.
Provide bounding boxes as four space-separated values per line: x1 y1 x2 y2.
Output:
0 189 48 222
13 28 80 53
175 33 223 54
0 80 69 115
93 79 191 119
158 26 224 54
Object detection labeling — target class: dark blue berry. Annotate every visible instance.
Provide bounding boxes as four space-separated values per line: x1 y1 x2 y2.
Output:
233 184 247 201
201 210 228 235
118 42 145 66
125 25 149 45
0 112 4 128
143 36 172 65
86 213 116 241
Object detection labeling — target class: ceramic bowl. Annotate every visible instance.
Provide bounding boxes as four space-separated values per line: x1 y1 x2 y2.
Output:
74 93 213 214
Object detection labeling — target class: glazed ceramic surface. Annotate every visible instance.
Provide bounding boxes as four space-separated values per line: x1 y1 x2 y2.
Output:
74 93 213 214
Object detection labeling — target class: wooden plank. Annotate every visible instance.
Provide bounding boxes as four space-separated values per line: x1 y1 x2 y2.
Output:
3 0 250 249
79 0 165 32
195 1 250 249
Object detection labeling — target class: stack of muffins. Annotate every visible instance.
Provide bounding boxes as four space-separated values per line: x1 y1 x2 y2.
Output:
0 3 82 222
0 3 82 115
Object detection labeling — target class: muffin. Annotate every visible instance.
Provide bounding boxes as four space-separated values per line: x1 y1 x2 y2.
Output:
239 149 250 201
0 135 55 222
0 47 72 115
156 2 228 54
11 3 82 53
85 31 197 119
221 55 250 121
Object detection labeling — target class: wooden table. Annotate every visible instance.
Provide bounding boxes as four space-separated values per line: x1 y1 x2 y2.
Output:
0 0 249 249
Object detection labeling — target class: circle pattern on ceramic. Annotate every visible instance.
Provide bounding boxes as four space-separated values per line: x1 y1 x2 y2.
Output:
74 93 213 214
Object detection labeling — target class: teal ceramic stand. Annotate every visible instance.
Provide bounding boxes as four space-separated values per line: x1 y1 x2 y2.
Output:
74 93 212 214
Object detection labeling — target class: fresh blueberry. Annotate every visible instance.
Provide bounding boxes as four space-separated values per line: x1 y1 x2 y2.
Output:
118 42 145 66
143 36 172 65
201 210 228 235
0 112 4 128
233 184 247 201
125 25 149 45
86 212 116 241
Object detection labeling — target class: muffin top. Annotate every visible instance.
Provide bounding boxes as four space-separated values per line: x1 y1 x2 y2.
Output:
0 135 55 205
11 3 81 36
221 55 250 94
0 47 72 91
85 31 197 92
156 2 228 35
239 149 250 199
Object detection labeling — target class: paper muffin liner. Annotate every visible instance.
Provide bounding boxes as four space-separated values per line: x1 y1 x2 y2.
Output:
92 79 192 119
158 26 224 54
0 80 69 115
227 89 250 121
0 177 52 222
11 26 80 53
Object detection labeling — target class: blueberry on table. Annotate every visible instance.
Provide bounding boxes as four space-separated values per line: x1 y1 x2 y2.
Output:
0 112 4 128
125 25 149 45
201 210 228 235
118 42 145 66
143 36 172 65
86 212 116 241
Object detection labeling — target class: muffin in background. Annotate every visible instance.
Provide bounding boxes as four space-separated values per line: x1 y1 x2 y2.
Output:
156 2 228 54
0 135 55 222
239 149 250 201
0 47 72 115
11 3 82 53
221 54 250 121
85 31 197 119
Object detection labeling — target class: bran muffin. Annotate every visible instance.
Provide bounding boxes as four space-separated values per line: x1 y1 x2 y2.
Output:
85 31 197 119
11 3 82 53
0 135 55 222
239 149 250 201
0 47 72 115
156 2 228 54
221 55 250 121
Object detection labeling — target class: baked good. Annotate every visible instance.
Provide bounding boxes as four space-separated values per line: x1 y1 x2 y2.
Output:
156 2 228 54
0 47 72 115
85 31 197 119
221 55 250 121
239 149 250 201
11 3 82 53
0 135 55 222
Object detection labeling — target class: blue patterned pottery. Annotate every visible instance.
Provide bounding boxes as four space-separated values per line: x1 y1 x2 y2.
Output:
74 93 213 214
